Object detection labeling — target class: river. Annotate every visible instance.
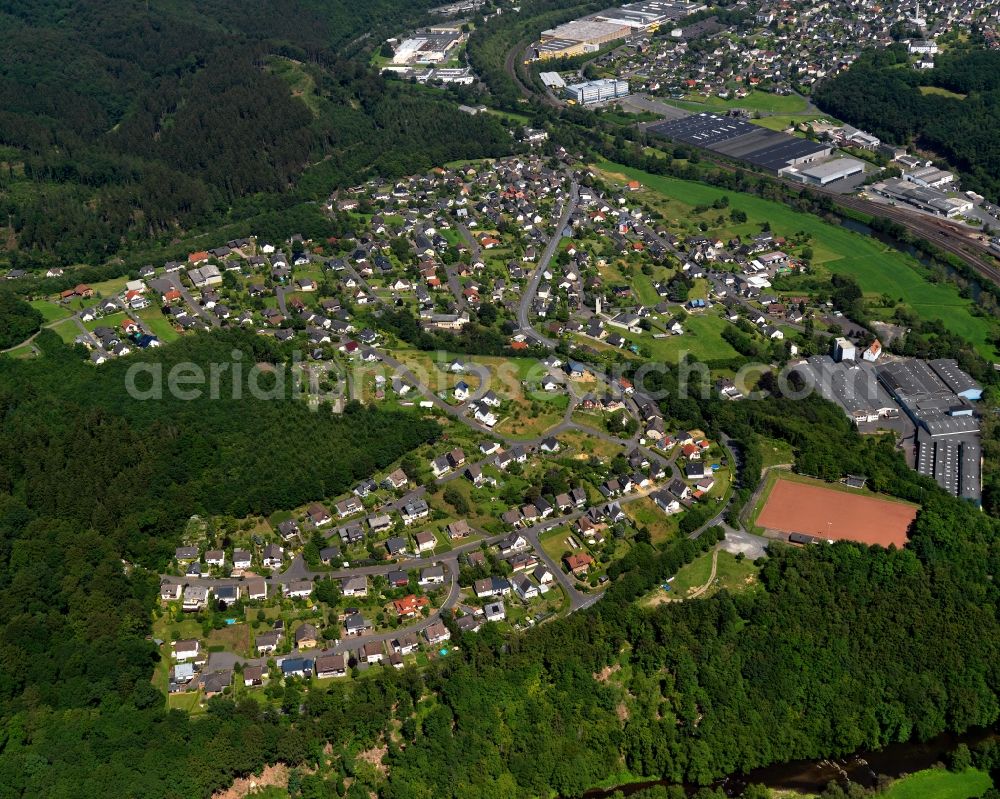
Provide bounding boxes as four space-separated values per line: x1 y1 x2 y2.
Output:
581 729 997 798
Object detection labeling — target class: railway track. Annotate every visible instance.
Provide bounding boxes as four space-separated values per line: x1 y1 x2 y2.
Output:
503 38 562 108
828 192 1000 285
499 36 1000 289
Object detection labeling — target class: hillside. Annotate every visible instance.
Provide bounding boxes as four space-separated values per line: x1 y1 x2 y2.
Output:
814 43 1000 202
0 0 513 269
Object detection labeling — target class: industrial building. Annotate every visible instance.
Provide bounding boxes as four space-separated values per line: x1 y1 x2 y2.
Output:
832 336 856 362
391 29 464 64
869 178 973 218
539 71 566 89
876 359 982 503
792 354 982 503
904 165 955 189
534 38 591 60
648 112 832 173
782 157 866 187
565 78 630 105
533 0 703 59
792 356 900 425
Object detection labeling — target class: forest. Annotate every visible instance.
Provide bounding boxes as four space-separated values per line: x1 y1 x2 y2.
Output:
0 292 42 349
3 328 1000 798
0 0 513 270
813 43 1000 201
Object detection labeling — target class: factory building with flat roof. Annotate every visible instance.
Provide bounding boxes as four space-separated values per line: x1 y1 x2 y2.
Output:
792 354 982 503
870 178 973 218
782 157 866 187
876 359 982 503
565 78 630 105
533 0 704 59
792 356 900 425
647 112 832 173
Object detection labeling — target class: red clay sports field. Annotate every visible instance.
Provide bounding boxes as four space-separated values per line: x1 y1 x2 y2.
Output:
757 477 917 548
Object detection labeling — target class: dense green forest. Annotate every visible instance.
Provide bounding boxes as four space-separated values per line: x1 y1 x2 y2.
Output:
814 43 1000 201
0 0 514 269
2 331 1000 798
0 292 42 349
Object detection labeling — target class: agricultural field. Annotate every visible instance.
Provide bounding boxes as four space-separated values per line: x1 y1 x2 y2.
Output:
594 161 998 358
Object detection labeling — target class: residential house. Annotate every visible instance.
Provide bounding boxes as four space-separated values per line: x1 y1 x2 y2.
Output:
316 654 347 678
173 639 200 662
363 641 385 664
294 623 319 649
262 544 284 568
246 578 267 601
344 612 372 637
285 580 314 599
424 621 451 645
513 574 540 601
484 601 506 622
256 631 282 654
182 585 209 612
341 575 368 597
281 657 314 680
420 565 446 586
564 552 594 576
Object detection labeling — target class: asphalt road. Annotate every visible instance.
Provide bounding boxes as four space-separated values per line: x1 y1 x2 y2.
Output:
518 180 578 346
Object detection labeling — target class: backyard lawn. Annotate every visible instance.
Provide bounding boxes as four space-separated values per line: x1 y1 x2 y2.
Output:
624 496 678 546
625 312 740 363
29 299 72 323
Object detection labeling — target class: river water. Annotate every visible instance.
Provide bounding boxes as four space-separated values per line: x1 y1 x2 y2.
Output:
581 729 997 798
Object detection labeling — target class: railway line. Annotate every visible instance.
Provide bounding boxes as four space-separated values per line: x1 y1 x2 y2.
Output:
498 34 1000 290
827 193 1000 286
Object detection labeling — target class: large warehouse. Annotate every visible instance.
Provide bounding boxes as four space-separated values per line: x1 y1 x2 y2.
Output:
876 359 982 503
869 177 973 218
792 354 983 503
782 157 866 186
533 0 704 59
647 112 832 173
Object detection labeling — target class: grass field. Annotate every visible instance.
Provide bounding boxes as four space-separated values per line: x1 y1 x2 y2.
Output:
918 85 967 101
29 299 72 323
51 318 81 344
624 496 679 546
626 313 739 363
595 161 998 358
267 56 320 116
667 90 810 115
751 114 830 132
645 549 760 604
539 527 577 565
137 308 180 343
759 436 794 469
880 768 991 799
4 343 38 359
